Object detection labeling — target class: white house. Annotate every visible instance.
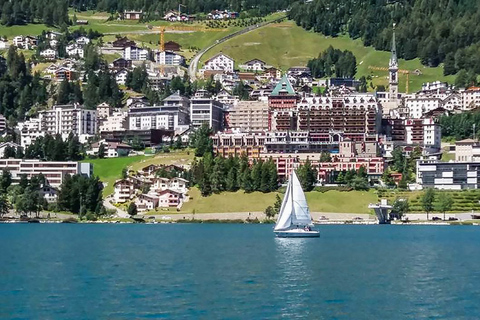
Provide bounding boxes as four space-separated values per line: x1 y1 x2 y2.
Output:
124 46 149 61
152 177 189 194
202 53 234 73
135 194 159 212
240 59 268 72
88 141 132 158
39 49 57 60
45 31 62 40
115 69 129 85
66 44 84 58
75 36 90 46
39 184 58 203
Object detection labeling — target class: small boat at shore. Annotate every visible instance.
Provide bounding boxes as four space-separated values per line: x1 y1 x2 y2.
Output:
274 171 319 238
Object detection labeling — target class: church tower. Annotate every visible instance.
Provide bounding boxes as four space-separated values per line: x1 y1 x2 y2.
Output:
389 23 399 103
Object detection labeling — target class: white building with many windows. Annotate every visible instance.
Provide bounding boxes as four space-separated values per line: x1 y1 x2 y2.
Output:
154 51 184 65
124 46 149 61
202 53 234 73
190 90 224 132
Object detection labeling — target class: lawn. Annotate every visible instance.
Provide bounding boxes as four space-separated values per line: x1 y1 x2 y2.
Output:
82 156 145 196
176 188 377 214
201 20 455 92
0 24 54 37
129 150 194 171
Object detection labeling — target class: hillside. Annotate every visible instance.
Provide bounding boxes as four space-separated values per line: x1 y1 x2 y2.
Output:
201 20 456 92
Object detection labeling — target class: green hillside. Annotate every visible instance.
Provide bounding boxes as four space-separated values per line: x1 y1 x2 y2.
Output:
201 20 456 92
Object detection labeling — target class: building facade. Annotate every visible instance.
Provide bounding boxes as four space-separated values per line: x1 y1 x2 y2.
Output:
0 159 92 188
38 104 97 137
228 101 269 131
190 90 224 132
416 160 480 190
202 53 234 73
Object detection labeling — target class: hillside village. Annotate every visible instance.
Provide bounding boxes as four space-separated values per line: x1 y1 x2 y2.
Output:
2 10 480 220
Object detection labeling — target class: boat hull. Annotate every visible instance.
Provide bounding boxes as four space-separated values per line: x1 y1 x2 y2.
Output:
275 229 320 238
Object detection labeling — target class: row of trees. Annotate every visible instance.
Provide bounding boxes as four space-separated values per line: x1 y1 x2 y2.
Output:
289 0 480 76
391 189 454 221
24 133 83 161
191 153 278 196
307 46 357 79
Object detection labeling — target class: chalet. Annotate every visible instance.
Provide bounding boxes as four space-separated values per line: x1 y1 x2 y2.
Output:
164 41 181 52
113 37 136 48
240 59 267 72
123 10 143 20
55 67 77 81
39 184 58 203
45 31 62 40
45 64 59 74
157 189 184 208
97 102 112 119
115 69 129 85
202 53 234 73
13 36 37 50
135 194 159 212
140 164 159 176
66 44 84 58
112 58 132 69
39 49 57 60
113 179 136 203
75 36 90 46
152 177 189 194
208 10 238 20
263 67 282 80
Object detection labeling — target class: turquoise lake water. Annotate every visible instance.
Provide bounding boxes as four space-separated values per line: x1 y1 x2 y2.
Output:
1 224 479 319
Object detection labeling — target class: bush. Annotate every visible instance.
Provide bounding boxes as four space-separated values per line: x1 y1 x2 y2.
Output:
313 186 353 193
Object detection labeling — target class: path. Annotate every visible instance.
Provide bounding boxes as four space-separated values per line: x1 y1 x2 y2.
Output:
103 196 130 218
151 212 373 221
188 16 285 81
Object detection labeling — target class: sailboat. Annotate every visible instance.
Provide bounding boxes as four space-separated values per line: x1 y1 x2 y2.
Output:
274 171 320 238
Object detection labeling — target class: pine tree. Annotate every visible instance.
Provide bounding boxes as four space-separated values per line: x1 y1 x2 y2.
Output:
128 202 137 216
297 159 317 192
251 160 263 191
226 167 238 191
273 194 282 215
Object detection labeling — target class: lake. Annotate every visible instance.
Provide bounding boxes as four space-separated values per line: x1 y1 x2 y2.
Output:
0 224 479 319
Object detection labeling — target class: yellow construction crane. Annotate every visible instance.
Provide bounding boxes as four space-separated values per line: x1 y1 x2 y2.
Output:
368 66 422 94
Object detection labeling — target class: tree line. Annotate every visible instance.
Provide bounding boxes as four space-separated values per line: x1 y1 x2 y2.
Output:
23 133 83 161
0 0 68 27
0 47 48 124
289 0 480 77
439 111 480 141
307 46 357 79
191 152 278 197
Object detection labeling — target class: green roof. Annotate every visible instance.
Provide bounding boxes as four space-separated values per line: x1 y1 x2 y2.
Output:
271 74 295 95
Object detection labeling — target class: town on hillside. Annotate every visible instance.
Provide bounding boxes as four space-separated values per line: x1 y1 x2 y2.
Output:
1 13 480 222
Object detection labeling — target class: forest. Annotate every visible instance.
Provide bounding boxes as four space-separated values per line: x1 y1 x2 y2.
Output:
439 111 480 141
288 0 480 78
307 46 357 79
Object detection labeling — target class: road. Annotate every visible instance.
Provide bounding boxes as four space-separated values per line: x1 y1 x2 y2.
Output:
188 17 285 81
103 196 130 218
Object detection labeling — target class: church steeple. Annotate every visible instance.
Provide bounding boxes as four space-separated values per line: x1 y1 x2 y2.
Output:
389 23 398 71
388 23 399 103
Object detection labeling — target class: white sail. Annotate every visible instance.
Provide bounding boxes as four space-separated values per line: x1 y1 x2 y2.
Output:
291 171 312 225
274 179 293 231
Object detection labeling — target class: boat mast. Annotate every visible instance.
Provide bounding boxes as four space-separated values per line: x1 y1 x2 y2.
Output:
291 170 295 227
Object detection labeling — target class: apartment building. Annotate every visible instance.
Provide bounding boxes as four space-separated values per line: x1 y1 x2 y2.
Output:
404 118 441 150
124 46 149 61
416 159 480 190
99 111 128 132
154 51 184 65
190 90 224 132
38 104 97 137
0 159 92 188
212 131 266 158
268 75 299 131
462 87 480 110
128 92 190 131
228 101 269 131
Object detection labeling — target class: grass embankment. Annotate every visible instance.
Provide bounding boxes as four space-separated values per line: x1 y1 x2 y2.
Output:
153 187 377 214
201 20 455 92
378 189 480 213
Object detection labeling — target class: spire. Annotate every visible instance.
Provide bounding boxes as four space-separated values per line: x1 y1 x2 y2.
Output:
389 23 398 70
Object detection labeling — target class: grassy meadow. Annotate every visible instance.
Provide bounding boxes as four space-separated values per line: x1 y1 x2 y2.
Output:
201 20 455 92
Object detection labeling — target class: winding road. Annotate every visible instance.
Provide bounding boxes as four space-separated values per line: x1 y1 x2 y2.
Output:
188 16 286 81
